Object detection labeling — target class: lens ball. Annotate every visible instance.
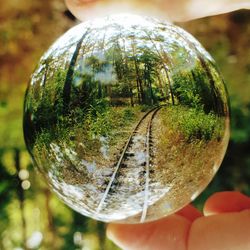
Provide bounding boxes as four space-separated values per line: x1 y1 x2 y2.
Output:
24 14 229 223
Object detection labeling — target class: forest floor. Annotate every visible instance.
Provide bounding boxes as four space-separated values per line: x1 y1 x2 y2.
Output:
144 107 229 220
32 104 228 221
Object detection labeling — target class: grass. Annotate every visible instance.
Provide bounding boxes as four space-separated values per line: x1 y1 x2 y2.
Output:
147 105 228 217
33 104 147 170
161 105 225 142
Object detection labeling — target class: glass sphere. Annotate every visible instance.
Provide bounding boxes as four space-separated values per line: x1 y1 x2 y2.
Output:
24 14 229 223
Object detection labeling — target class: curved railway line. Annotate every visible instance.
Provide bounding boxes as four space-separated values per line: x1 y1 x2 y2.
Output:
95 106 161 222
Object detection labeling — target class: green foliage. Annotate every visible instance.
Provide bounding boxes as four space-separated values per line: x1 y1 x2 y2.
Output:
163 106 224 141
122 108 135 121
29 69 66 132
172 66 226 116
172 69 204 109
0 84 25 149
230 97 250 143
84 103 136 139
34 97 139 151
139 105 152 112
0 149 16 234
85 109 112 138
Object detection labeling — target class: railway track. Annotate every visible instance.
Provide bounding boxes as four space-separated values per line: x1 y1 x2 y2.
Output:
95 106 161 222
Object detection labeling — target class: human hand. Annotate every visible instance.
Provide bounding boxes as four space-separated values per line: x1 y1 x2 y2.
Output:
65 0 250 22
106 192 250 250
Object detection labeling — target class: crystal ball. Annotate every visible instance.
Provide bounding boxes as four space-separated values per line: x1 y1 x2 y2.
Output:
24 14 229 223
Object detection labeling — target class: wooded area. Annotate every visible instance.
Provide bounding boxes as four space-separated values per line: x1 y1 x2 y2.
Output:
22 14 229 223
0 1 250 249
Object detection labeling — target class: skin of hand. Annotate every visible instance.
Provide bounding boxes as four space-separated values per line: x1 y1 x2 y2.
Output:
65 0 250 22
64 1 250 249
106 192 250 250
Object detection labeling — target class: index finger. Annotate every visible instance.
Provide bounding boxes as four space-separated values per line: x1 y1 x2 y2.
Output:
65 0 250 22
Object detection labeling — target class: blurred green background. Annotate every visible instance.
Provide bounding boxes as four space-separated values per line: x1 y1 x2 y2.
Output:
0 1 249 249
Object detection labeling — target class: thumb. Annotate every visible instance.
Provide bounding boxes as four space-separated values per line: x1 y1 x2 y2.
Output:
106 205 201 250
107 214 191 250
65 0 250 22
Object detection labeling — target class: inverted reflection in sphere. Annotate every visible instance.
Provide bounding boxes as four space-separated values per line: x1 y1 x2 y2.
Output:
24 14 230 223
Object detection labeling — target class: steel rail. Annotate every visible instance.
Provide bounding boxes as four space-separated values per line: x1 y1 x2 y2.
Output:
140 107 161 222
95 106 159 215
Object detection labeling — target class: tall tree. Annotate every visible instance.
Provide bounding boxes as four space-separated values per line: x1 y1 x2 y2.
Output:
143 30 175 105
62 30 89 115
175 30 226 115
131 38 145 104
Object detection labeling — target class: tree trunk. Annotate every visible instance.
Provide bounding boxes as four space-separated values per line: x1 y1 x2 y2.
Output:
143 31 175 105
129 87 134 106
177 30 224 115
98 82 102 98
156 72 166 101
164 65 175 105
131 42 144 104
63 30 88 115
134 59 145 104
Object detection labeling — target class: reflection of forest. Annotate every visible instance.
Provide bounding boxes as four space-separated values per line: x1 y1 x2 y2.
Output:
31 102 228 223
145 106 228 218
22 16 230 223
24 19 228 155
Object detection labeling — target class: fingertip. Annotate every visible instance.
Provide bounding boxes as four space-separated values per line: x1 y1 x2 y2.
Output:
188 209 250 250
204 191 250 216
